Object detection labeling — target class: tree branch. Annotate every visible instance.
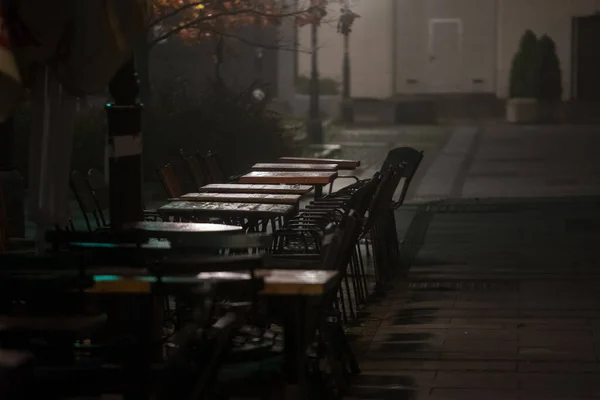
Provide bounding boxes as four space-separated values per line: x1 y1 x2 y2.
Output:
149 2 325 47
206 27 309 53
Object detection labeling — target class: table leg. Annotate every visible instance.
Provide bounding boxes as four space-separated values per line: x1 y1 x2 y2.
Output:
314 185 323 199
283 296 308 400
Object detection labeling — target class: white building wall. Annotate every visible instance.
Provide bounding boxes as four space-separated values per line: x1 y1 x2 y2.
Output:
497 0 600 99
395 0 497 94
294 0 600 101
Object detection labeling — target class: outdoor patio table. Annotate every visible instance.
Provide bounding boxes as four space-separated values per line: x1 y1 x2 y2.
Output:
277 157 360 171
158 201 295 232
179 192 301 206
251 163 339 172
88 269 338 399
198 183 313 195
238 171 338 199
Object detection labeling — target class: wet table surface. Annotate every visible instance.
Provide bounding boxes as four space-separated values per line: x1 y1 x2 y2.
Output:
88 269 338 296
277 157 360 170
180 192 301 205
238 171 338 186
251 163 339 172
198 183 313 195
158 201 295 218
124 221 243 233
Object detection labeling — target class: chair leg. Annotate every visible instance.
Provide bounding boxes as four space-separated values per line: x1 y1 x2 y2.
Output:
342 270 356 320
336 290 348 324
334 317 360 375
354 245 368 304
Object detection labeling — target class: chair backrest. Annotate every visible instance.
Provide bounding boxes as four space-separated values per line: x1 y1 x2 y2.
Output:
380 147 424 208
87 168 109 226
304 210 362 340
322 210 361 277
346 172 382 218
203 151 226 183
180 149 210 190
362 164 403 234
70 170 102 231
157 163 184 198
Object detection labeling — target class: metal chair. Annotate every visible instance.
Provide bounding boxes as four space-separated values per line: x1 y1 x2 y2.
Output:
180 149 210 190
157 163 184 199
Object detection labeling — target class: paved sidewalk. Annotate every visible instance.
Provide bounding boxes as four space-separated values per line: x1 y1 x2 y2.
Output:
413 124 600 202
347 196 600 399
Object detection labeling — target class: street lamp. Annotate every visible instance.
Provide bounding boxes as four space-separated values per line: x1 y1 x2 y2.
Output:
338 6 359 124
307 7 326 144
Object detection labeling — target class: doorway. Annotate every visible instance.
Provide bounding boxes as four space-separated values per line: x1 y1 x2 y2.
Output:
425 18 463 93
572 14 600 101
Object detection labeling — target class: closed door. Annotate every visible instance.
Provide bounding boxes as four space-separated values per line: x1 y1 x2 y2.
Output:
573 15 600 101
426 19 463 93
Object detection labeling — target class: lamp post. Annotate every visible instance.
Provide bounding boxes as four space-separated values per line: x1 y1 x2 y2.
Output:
307 12 323 144
338 6 359 123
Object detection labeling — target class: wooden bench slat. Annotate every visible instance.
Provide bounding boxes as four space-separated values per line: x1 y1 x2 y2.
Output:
238 171 337 186
180 192 301 205
199 183 312 195
278 157 360 170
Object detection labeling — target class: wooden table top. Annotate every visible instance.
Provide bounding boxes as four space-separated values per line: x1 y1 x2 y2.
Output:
158 201 295 217
125 221 243 233
239 171 338 186
278 157 360 170
180 192 301 205
62 233 272 254
88 269 338 296
252 163 339 172
199 183 313 195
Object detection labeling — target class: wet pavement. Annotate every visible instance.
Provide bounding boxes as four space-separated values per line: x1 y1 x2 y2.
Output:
337 123 600 399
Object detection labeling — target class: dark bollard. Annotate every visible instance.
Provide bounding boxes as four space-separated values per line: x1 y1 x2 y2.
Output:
106 58 144 230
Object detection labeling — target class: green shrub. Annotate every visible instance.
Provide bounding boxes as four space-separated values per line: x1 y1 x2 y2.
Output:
509 30 538 98
295 74 340 95
533 35 562 102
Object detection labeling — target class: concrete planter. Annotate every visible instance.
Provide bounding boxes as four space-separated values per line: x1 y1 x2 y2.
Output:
506 98 539 124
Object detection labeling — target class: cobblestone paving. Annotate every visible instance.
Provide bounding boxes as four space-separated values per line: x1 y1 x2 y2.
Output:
346 197 600 400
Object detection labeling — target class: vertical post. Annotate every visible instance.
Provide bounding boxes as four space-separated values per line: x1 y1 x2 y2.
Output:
106 58 144 230
341 31 354 122
0 117 14 168
307 19 323 144
0 116 24 238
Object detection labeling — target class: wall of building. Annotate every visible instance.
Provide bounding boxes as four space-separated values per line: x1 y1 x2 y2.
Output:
297 0 497 97
395 0 497 94
497 0 600 99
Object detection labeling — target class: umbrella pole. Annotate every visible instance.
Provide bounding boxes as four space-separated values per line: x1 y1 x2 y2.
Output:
105 57 144 230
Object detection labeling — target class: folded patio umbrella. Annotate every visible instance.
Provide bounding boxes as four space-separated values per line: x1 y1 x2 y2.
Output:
28 66 75 252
